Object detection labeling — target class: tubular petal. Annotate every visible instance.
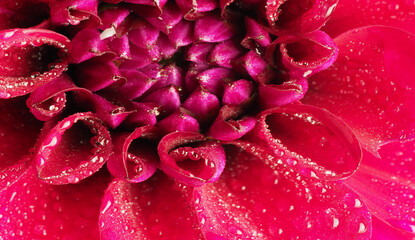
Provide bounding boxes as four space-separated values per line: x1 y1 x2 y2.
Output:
303 26 415 154
251 104 362 180
259 78 308 109
193 142 371 239
35 113 112 185
0 29 70 98
158 132 226 186
99 174 204 239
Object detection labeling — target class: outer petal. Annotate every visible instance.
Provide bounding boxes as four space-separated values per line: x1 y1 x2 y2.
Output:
345 139 415 235
323 0 415 37
0 29 70 98
303 26 415 154
0 167 110 239
193 142 371 239
99 174 204 239
35 112 112 185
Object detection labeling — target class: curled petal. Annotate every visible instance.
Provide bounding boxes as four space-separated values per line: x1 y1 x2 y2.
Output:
50 0 100 26
194 14 235 42
0 167 110 239
98 7 130 31
259 78 308 109
176 0 218 20
265 0 338 34
99 174 203 239
208 39 245 68
0 29 70 98
0 97 42 190
158 132 226 186
35 112 112 185
241 17 271 49
74 58 125 92
208 105 256 141
124 102 159 127
107 126 159 183
303 26 415 154
158 108 200 134
182 86 220 126
193 142 371 239
222 79 254 106
27 74 91 121
251 104 362 180
129 0 168 17
345 139 415 235
266 30 338 78
142 85 181 117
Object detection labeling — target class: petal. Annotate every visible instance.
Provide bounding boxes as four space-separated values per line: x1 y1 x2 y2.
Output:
250 104 362 180
241 17 271 49
0 0 50 30
168 19 194 48
50 0 100 26
323 0 415 37
124 102 159 127
196 67 236 96
157 108 200 134
128 18 160 49
26 74 91 121
35 112 112 185
345 139 415 235
70 29 114 64
145 1 183 34
259 78 308 109
176 0 218 20
118 69 156 100
186 42 215 63
158 132 226 186
0 29 70 98
222 79 254 106
194 14 235 42
107 126 159 183
182 86 220 126
193 141 371 239
99 174 204 239
142 85 181 117
208 39 245 68
372 216 415 240
0 167 110 239
303 26 415 154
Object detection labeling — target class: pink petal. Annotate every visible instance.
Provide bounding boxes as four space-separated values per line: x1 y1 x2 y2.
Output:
176 0 218 20
0 97 42 190
303 26 415 154
208 39 245 68
186 42 215 63
118 69 156 100
0 167 110 239
345 139 415 235
142 85 181 117
182 86 220 126
236 50 277 83
196 67 236 96
50 0 100 26
323 0 415 37
158 132 226 186
157 108 200 134
222 79 254 106
0 29 70 98
128 18 160 49
35 112 112 185
194 141 371 239
250 104 362 180
241 17 271 49
128 0 168 17
145 1 183 34
107 126 159 183
26 74 91 121
168 19 194 48
99 174 204 239
259 78 308 109
70 29 114 64
372 216 415 240
123 102 159 127
194 14 235 42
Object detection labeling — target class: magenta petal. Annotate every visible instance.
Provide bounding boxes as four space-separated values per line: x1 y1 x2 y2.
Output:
128 18 160 49
266 30 338 78
124 102 159 127
208 39 245 68
127 43 161 68
35 112 112 185
149 63 183 92
259 78 308 109
265 0 338 34
107 126 159 183
99 174 203 239
194 14 235 42
168 19 194 48
372 216 415 240
184 62 210 93
303 26 415 154
345 139 415 235
50 0 100 26
118 69 156 100
27 74 91 121
252 104 362 180
0 97 42 190
71 29 114 64
145 2 182 34
75 58 125 92
98 7 130 31
237 50 277 83
176 0 218 20
208 105 256 141
196 67 236 95
222 79 254 106
158 132 226 186
182 86 220 126
0 167 110 239
323 0 415 37
108 35 131 59
194 142 371 239
142 85 181 117
241 17 271 49
186 42 215 63
157 108 200 134
0 29 70 98
128 0 168 18
157 33 177 59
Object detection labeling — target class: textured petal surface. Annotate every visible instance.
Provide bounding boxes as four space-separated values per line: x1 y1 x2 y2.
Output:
303 26 415 154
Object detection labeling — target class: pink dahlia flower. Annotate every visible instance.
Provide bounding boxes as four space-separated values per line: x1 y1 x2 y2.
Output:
0 0 414 239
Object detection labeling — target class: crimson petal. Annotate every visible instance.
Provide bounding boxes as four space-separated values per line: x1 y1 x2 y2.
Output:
49 0 100 26
303 26 415 154
99 174 203 239
250 104 362 180
259 78 308 109
0 29 70 98
158 132 226 186
0 167 110 239
193 142 371 239
35 112 112 185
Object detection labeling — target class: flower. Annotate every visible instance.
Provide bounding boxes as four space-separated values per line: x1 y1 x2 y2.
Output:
0 0 414 239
